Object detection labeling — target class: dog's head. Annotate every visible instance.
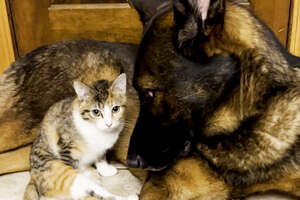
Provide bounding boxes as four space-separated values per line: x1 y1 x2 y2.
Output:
127 0 238 170
127 57 238 170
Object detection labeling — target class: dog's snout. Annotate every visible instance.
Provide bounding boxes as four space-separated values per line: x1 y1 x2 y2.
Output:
126 154 146 169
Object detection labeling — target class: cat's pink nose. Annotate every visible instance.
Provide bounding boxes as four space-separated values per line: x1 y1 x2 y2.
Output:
106 123 112 128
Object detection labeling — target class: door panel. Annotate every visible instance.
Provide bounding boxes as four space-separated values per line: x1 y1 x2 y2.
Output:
8 0 142 57
8 0 51 57
48 3 142 45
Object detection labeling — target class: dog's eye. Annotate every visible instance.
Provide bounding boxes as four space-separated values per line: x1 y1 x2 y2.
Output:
148 91 154 97
146 90 155 98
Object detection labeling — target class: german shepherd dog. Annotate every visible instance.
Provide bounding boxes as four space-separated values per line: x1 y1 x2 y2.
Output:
127 0 300 199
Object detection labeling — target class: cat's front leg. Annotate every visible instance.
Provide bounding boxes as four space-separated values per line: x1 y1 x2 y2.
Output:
96 158 117 177
70 174 127 200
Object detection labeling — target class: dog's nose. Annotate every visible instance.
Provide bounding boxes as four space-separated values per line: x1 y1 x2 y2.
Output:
126 154 145 168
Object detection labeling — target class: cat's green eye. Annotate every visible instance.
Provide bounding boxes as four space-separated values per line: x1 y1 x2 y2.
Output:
92 109 102 117
112 106 120 113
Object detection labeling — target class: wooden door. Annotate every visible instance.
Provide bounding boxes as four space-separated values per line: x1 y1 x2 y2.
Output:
7 0 143 57
4 0 296 58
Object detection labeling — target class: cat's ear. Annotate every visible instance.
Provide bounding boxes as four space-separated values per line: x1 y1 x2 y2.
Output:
111 73 127 96
73 81 92 101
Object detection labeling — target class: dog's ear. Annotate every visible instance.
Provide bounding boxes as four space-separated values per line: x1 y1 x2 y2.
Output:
173 0 226 52
175 0 226 21
173 0 211 22
173 0 202 52
130 0 171 25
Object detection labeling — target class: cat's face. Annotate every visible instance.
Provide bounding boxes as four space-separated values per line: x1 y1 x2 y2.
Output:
73 74 127 133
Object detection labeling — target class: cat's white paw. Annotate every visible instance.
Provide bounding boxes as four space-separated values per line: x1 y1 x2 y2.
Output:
111 195 125 200
113 195 139 200
127 194 139 200
96 162 118 177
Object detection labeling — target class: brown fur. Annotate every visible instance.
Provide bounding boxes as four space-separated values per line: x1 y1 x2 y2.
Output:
0 120 37 152
141 156 231 200
0 145 31 174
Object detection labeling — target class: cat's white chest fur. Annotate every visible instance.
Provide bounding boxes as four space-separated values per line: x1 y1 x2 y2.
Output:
72 110 120 169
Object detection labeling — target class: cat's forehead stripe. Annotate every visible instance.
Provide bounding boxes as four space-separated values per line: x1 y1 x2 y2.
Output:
93 80 109 102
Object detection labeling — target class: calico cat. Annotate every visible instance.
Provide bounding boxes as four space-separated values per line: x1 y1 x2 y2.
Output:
29 74 138 200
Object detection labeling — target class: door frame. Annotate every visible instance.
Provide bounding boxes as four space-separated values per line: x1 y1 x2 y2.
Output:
289 0 300 56
0 0 15 73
